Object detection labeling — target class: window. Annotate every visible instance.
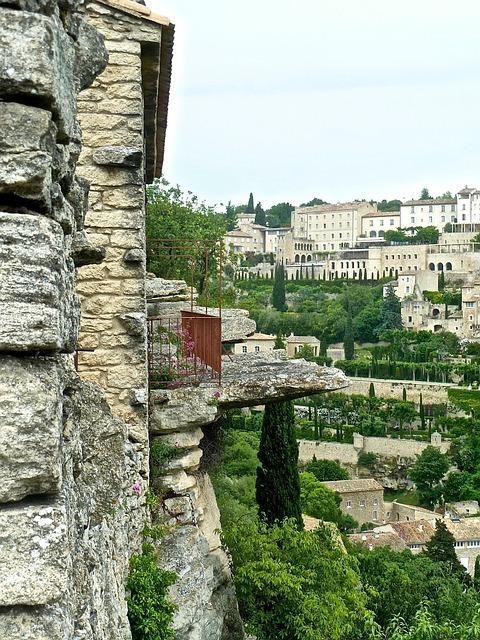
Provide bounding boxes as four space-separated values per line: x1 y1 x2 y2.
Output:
462 214 466 221
451 204 456 212
463 204 466 210
411 206 415 213
369 220 373 226
390 219 395 225
429 216 432 223
411 217 415 223
242 345 247 353
441 205 445 212
468 540 480 547
408 316 413 322
406 286 410 293
380 219 384 226
359 499 366 508
429 205 433 212
373 510 378 520
466 302 474 308
346 500 352 509
254 346 260 353
441 216 445 222
454 541 465 548
373 498 378 506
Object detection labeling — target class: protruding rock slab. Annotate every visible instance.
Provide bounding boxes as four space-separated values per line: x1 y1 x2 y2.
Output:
219 351 349 407
0 213 78 351
0 503 68 606
146 277 189 301
0 356 63 503
150 387 218 434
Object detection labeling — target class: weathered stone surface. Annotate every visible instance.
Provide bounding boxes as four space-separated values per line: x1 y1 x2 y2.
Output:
0 11 76 139
191 306 256 342
150 387 218 434
0 356 63 503
0 603 72 640
74 19 109 91
119 311 146 337
123 247 144 263
93 145 142 167
0 503 68 606
160 526 244 640
0 213 78 352
219 352 349 407
72 230 106 266
145 277 189 300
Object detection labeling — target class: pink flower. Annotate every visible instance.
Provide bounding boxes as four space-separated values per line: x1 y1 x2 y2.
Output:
132 482 142 496
213 391 221 399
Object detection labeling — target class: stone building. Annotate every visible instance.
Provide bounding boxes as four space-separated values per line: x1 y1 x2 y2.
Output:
76 0 174 441
321 479 385 526
400 197 457 232
359 210 400 242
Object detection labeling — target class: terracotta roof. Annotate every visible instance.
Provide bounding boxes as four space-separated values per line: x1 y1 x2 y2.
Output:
321 479 384 494
247 333 276 341
403 198 456 206
362 211 400 218
389 520 435 545
295 202 374 214
350 530 407 551
287 335 320 345
226 230 252 238
446 517 480 541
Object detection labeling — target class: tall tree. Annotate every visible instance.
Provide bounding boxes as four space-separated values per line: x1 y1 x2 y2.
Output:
426 519 467 580
246 192 255 213
265 202 294 228
254 202 266 226
343 299 355 360
375 284 402 336
474 556 480 591
369 382 376 398
410 446 449 508
272 264 287 311
224 200 237 231
274 332 286 349
419 393 426 430
439 270 445 291
256 400 303 529
300 197 328 207
402 387 407 401
420 188 432 200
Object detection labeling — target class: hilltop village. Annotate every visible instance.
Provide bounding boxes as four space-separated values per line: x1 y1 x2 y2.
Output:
3 0 480 639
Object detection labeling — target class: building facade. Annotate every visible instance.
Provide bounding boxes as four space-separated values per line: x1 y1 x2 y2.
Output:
400 198 457 232
321 479 385 526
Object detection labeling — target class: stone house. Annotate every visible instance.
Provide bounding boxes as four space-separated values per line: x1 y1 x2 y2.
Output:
232 332 320 357
321 479 385 526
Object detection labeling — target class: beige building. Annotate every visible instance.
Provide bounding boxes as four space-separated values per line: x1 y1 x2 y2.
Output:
385 269 438 301
321 479 385 526
225 213 268 256
290 201 377 254
233 332 320 358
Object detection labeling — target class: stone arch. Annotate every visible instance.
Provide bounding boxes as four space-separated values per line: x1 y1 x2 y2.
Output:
429 262 435 271
437 262 444 271
433 324 443 332
369 230 377 238
378 230 385 238
300 255 306 263
306 255 312 262
432 308 440 317
295 254 300 263
446 262 452 271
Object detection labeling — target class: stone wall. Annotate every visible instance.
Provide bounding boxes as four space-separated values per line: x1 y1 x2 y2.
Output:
0 2 149 638
76 0 173 442
346 377 452 405
298 433 450 468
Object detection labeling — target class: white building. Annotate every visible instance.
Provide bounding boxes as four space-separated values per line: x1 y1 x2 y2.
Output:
399 197 457 233
360 211 401 242
385 270 438 301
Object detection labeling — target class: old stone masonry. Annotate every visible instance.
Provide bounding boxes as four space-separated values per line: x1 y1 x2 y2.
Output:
0 1 349 638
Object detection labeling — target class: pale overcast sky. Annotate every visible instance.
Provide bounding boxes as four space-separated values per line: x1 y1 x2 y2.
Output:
151 0 480 209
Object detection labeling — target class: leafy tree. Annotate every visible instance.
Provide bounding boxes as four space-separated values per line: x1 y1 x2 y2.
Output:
146 179 226 288
300 472 344 523
256 401 303 529
369 383 376 398
296 344 317 362
246 192 255 213
415 225 439 245
442 471 473 502
474 556 480 591
224 519 368 640
425 519 467 580
300 197 329 207
224 200 237 231
375 285 402 336
377 199 402 212
254 202 266 226
410 446 449 508
343 299 355 360
391 401 417 437
274 332 286 349
385 229 408 243
420 187 432 200
441 191 453 199
305 458 349 482
265 202 294 228
354 301 382 343
271 264 287 311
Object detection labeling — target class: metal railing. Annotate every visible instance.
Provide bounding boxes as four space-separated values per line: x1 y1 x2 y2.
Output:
148 311 221 388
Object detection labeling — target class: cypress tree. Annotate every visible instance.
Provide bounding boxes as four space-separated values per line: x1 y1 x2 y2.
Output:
246 192 255 213
439 270 445 291
402 387 407 401
274 332 286 349
343 299 355 361
426 519 467 580
272 265 287 311
419 393 426 430
369 382 375 398
474 556 480 591
254 202 266 226
256 400 303 529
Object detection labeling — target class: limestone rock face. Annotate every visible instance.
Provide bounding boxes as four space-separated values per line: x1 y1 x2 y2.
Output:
0 356 63 503
146 277 190 301
0 213 78 351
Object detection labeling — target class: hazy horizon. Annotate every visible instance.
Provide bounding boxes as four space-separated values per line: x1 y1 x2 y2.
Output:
151 0 480 210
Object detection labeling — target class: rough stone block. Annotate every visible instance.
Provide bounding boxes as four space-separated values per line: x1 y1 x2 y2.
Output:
0 10 76 139
93 146 142 167
0 212 78 351
0 356 63 503
0 503 69 606
0 603 72 640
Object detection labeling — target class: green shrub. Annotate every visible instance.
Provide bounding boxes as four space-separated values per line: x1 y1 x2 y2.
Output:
358 452 377 470
150 441 176 469
127 543 176 640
